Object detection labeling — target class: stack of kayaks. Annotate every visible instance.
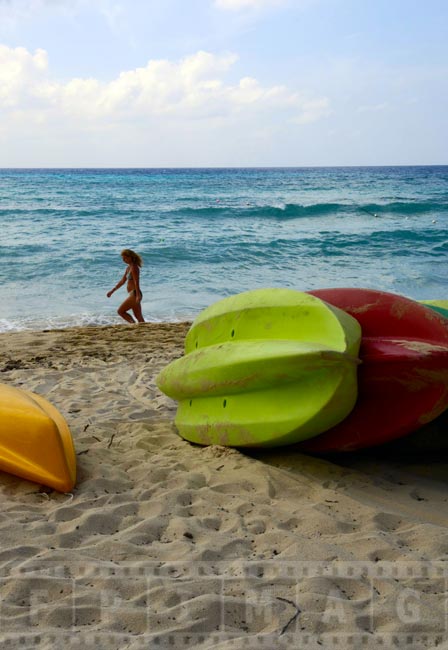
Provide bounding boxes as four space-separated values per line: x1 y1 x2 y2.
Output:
2 287 444 492
157 288 362 446
157 287 448 451
0 383 76 491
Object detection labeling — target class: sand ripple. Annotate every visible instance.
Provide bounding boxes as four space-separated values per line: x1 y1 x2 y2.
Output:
0 323 447 648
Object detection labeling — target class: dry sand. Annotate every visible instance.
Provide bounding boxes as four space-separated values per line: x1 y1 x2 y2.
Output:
0 322 447 649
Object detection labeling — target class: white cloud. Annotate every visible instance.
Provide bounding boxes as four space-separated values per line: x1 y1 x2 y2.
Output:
214 0 287 10
0 44 329 125
0 44 49 106
0 43 333 165
0 0 126 32
291 98 331 123
357 102 389 113
0 0 70 26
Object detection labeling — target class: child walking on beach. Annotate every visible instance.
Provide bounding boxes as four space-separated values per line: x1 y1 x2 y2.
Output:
107 249 145 323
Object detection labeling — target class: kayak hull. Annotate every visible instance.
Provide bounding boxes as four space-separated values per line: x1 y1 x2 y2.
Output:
301 289 448 451
300 337 448 452
158 288 361 447
0 383 76 491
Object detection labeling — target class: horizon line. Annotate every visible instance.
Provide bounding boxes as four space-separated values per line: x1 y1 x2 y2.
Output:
1 164 447 170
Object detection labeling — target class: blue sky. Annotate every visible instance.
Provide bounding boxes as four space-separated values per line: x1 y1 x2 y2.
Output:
0 0 447 166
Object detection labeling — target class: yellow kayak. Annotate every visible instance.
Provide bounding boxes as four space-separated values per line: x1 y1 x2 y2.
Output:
0 383 76 492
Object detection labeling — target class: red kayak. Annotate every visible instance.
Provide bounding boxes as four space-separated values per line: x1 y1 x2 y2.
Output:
309 288 448 343
299 289 448 452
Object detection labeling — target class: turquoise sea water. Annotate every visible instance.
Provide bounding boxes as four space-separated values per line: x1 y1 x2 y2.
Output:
0 166 447 332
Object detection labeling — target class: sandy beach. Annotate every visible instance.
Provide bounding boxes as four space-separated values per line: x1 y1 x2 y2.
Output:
0 322 447 649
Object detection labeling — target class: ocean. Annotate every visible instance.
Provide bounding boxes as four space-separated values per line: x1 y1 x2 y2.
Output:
1 166 447 332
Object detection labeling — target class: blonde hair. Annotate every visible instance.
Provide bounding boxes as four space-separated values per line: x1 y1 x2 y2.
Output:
121 249 143 267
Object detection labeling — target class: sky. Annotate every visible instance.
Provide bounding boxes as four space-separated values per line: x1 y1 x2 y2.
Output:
0 0 447 167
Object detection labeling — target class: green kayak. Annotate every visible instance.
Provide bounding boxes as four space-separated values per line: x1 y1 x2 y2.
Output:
419 299 448 319
157 288 361 447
